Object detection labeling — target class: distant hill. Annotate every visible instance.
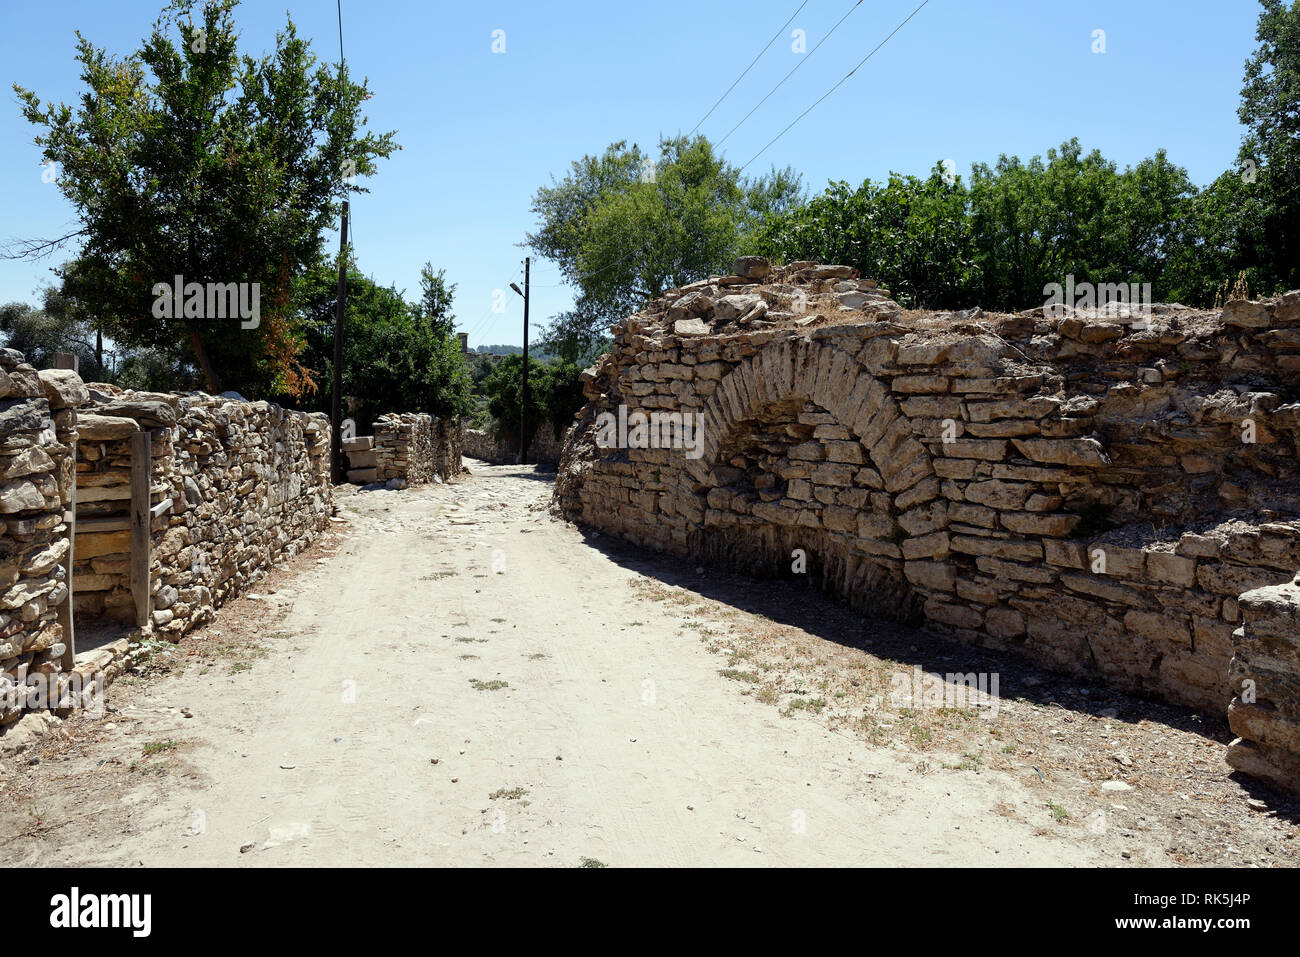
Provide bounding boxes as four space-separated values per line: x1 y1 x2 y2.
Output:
472 344 558 361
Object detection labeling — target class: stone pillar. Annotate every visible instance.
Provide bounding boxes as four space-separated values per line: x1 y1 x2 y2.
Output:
0 355 88 726
1226 575 1300 792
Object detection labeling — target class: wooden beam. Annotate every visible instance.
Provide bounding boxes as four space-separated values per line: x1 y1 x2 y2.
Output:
149 497 173 520
57 458 76 673
75 516 131 534
130 430 152 629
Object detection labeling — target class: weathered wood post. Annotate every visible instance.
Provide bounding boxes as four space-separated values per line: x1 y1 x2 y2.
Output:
129 430 152 629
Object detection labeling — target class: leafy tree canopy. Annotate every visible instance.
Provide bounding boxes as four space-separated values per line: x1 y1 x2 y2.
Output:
295 261 472 431
13 0 397 397
526 135 802 359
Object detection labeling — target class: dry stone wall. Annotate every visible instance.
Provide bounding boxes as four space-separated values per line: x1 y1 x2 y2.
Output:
1227 576 1300 790
0 351 85 726
73 386 332 637
558 260 1300 789
352 413 463 486
375 413 435 484
464 426 563 465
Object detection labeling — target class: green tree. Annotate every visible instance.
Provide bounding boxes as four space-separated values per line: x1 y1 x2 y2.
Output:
750 166 976 308
533 361 587 440
527 135 802 357
13 0 397 397
483 354 547 447
481 355 583 445
417 263 457 337
1236 0 1300 293
754 141 1197 311
0 288 140 381
965 141 1194 309
295 262 472 430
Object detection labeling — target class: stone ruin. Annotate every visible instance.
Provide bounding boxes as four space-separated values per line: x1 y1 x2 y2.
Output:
343 413 464 487
556 257 1300 793
1 349 334 740
463 425 565 465
74 383 333 636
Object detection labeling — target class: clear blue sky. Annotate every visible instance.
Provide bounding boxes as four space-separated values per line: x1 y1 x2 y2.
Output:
0 0 1265 348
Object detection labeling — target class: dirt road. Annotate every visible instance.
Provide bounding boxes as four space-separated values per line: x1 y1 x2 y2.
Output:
1 462 1294 867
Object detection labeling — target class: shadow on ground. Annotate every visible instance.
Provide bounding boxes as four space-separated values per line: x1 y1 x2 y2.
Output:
567 518 1300 820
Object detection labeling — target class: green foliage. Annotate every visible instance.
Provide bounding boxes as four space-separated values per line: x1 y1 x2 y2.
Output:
750 2 1300 311
13 0 397 397
1235 0 1300 293
965 142 1193 309
533 361 587 440
0 287 186 385
527 135 802 357
417 263 457 338
482 355 585 444
483 354 545 445
749 165 974 308
0 292 104 377
753 143 1197 310
295 262 472 430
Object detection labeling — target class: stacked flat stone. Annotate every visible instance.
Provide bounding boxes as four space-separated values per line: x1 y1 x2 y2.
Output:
371 414 463 485
375 413 434 485
0 351 86 724
557 257 1300 732
1227 577 1300 789
464 426 563 465
432 416 464 478
73 386 332 637
344 435 377 483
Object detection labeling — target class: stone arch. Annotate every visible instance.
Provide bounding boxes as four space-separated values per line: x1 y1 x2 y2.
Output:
684 337 937 620
688 337 933 495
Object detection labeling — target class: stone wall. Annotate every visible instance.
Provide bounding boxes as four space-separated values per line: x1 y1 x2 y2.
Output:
464 425 564 465
557 259 1300 748
433 415 464 479
0 352 85 727
73 387 332 637
1227 576 1300 790
375 413 434 484
368 413 462 485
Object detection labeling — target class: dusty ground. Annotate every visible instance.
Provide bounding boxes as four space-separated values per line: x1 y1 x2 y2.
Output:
0 461 1296 867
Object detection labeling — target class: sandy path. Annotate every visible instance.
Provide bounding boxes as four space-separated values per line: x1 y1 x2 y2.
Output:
0 462 1119 867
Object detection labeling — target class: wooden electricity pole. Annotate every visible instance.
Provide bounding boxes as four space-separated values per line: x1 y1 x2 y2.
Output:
331 200 349 484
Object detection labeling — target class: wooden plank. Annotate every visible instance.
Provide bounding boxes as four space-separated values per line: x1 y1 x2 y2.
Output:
130 430 152 629
149 497 173 520
75 516 131 534
57 458 76 672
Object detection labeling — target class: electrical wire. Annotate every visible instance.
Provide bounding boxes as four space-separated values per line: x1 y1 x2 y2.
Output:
715 0 867 149
687 0 810 137
738 0 933 172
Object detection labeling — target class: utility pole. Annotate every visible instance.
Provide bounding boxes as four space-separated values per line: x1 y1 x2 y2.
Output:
521 256 531 466
331 199 349 484
510 257 531 466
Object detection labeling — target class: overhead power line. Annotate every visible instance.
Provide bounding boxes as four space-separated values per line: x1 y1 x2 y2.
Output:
464 268 524 344
716 0 867 149
337 0 345 67
739 0 933 172
687 0 811 137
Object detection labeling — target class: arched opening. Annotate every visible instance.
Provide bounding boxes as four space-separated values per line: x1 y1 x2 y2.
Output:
689 392 922 623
